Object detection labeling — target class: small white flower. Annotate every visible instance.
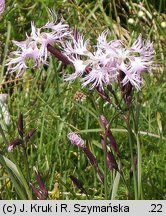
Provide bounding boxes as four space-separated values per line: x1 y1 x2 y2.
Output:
97 29 122 52
64 58 88 81
30 19 70 62
6 41 40 77
118 62 143 90
30 22 62 62
43 19 69 40
118 35 154 89
131 34 154 62
43 9 69 36
81 55 118 89
81 67 109 90
63 32 93 81
6 16 69 76
63 33 90 56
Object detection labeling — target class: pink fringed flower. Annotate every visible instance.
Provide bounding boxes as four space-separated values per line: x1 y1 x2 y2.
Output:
30 20 69 63
6 11 69 76
117 34 154 90
6 39 40 77
63 31 154 91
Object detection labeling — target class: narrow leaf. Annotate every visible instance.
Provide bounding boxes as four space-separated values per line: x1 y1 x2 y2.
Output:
111 171 121 200
0 154 27 199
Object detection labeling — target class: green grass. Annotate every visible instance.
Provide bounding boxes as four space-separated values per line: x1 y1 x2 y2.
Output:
0 0 165 200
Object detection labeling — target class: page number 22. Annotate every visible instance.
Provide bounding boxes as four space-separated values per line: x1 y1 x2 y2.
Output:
150 204 162 212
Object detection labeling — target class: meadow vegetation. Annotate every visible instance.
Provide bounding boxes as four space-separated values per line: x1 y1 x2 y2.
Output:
0 0 165 200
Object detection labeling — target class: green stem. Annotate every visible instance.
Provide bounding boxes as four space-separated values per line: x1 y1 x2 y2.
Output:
136 133 142 199
119 168 130 198
58 178 77 198
0 123 8 144
126 115 138 199
103 132 108 199
22 143 31 184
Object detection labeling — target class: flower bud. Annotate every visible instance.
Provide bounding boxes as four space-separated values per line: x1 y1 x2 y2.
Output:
107 151 118 171
68 132 85 148
47 44 71 65
100 114 120 156
18 113 23 137
25 128 37 142
7 138 23 152
70 175 84 191
33 167 48 198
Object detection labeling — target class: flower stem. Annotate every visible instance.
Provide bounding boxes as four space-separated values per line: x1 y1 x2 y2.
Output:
103 132 108 199
22 142 31 184
126 113 138 199
136 133 142 199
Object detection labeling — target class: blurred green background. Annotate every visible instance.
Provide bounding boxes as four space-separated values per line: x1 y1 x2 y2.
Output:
0 0 165 200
